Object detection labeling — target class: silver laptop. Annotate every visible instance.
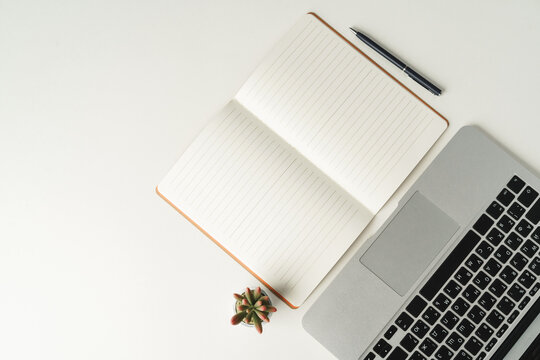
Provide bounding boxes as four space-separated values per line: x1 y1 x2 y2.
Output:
303 126 540 360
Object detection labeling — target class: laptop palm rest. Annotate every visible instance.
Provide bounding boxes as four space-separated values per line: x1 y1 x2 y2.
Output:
361 192 459 295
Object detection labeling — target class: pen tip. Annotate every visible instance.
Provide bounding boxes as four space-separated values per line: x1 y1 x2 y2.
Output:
349 27 358 35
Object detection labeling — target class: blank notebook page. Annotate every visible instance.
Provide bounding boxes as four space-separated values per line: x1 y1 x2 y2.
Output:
157 101 372 306
236 14 447 213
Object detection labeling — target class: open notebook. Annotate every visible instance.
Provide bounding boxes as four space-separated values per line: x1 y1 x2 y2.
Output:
157 13 448 308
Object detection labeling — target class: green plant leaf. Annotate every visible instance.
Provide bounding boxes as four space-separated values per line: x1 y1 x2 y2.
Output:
253 287 262 301
233 293 243 301
252 313 263 334
245 311 254 324
231 311 246 325
266 306 277 313
255 309 270 323
244 288 253 305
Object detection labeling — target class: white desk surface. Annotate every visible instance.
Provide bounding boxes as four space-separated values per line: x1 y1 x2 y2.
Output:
1 1 540 359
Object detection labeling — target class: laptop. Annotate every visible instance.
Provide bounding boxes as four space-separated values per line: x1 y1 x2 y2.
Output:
303 126 540 360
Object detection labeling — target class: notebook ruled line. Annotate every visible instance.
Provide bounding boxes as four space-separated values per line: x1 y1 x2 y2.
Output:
251 180 332 261
267 188 340 269
203 138 277 221
256 33 331 112
284 204 356 287
176 113 246 199
242 21 315 100
183 118 255 204
274 193 344 278
168 108 236 189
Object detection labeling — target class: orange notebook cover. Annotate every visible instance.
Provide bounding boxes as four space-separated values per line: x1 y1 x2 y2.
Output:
157 13 447 308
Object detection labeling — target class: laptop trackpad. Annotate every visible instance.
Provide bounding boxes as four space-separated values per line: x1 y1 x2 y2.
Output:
361 192 459 296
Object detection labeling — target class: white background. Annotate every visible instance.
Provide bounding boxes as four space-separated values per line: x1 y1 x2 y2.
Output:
1 1 539 359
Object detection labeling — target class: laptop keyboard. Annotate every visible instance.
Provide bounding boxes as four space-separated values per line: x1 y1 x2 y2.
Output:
364 175 540 360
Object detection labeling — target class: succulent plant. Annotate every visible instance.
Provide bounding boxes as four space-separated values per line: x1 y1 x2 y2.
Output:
230 287 277 334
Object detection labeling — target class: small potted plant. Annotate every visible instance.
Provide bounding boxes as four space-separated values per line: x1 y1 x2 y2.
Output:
230 287 277 334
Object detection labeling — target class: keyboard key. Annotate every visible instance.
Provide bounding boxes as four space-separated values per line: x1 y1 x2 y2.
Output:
526 199 540 225
384 325 397 340
446 332 465 351
508 202 526 220
487 201 504 219
475 241 494 259
441 310 459 329
483 258 502 276
486 309 505 329
399 333 418 352
434 345 454 360
531 227 540 243
504 232 523 250
518 270 537 288
486 228 505 246
474 214 494 235
406 295 428 317
497 189 515 206
467 305 487 324
510 252 528 271
475 323 494 342
478 292 497 311
457 318 475 337
418 338 437 356
419 231 480 300
507 310 519 324
409 351 426 360
421 306 440 325
455 350 473 360
465 254 484 272
530 282 540 296
387 346 407 360
485 338 498 352
500 266 518 284
494 245 512 263
507 175 525 193
472 271 491 290
433 293 451 312
488 278 508 297
519 296 531 310
411 320 430 339
516 219 534 237
454 267 473 285
451 297 470 316
518 186 538 207
529 257 540 275
496 296 515 315
496 323 509 338
373 338 392 358
463 284 481 302
395 312 414 331
364 352 375 360
464 336 483 355
508 283 527 301
430 324 449 343
444 280 462 298
496 215 515 233
521 240 539 258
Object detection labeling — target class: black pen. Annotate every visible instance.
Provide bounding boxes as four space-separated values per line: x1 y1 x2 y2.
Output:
349 28 442 96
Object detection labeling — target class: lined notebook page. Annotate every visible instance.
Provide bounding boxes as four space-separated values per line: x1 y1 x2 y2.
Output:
158 101 372 306
236 14 447 213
